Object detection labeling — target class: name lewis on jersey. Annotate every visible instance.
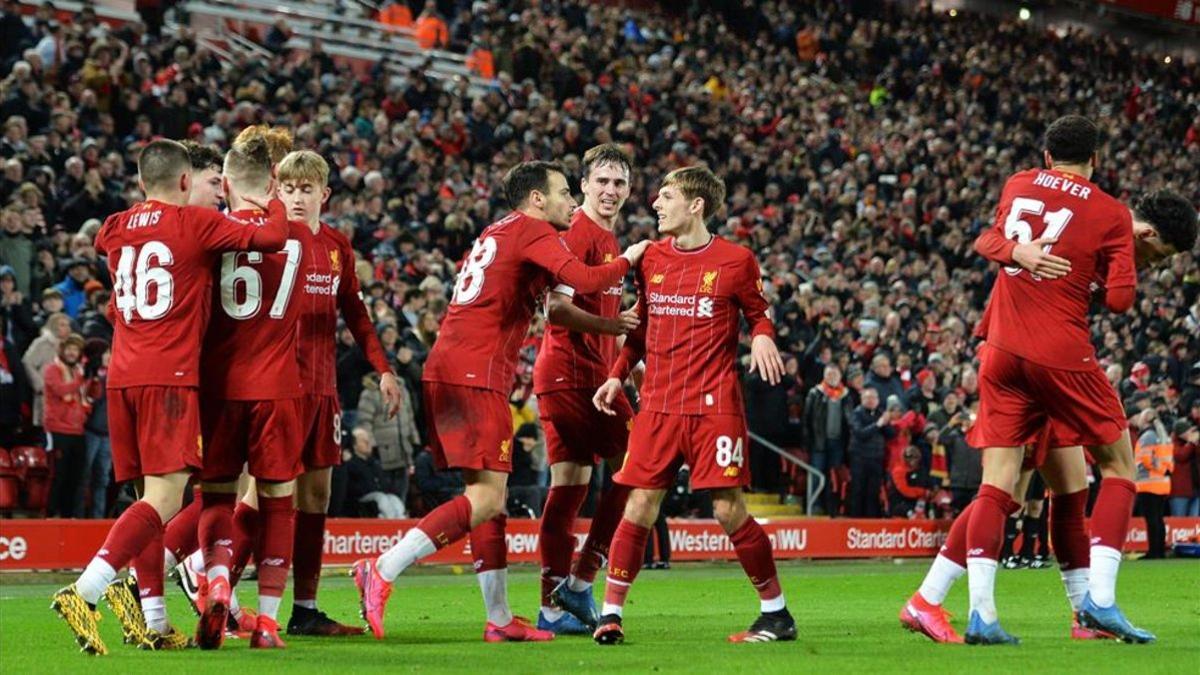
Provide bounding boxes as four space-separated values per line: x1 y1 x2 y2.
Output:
125 209 162 230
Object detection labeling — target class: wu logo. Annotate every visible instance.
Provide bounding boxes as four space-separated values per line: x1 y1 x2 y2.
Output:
697 297 714 318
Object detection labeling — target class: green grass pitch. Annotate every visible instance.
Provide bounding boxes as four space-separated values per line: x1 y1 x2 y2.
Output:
1 559 1196 673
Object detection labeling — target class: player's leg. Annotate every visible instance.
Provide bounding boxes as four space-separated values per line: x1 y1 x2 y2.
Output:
567 395 634 596
711 488 796 643
593 486 664 644
1039 445 1109 639
250 478 295 649
538 458 593 632
902 493 976 643
963 446 1024 645
1076 430 1155 642
468 486 549 642
289 395 362 636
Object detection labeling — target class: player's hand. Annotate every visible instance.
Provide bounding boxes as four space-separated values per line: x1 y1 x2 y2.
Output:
1012 238 1071 279
379 372 403 419
242 192 277 212
593 378 623 416
748 334 784 386
620 240 652 267
610 307 640 335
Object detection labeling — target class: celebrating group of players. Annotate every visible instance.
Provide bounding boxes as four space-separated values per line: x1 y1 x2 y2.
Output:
49 111 1197 655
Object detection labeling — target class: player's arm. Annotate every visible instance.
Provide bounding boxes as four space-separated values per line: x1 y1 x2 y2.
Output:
545 287 638 335
973 217 1071 279
595 274 648 415
195 200 288 252
335 240 402 416
522 225 644 294
1100 210 1137 313
735 253 784 385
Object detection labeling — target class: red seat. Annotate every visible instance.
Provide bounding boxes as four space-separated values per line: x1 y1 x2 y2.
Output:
11 446 50 513
0 448 17 510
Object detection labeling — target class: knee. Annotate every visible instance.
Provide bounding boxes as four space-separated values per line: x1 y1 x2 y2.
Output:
712 496 748 533
466 484 505 522
622 490 660 528
297 478 331 513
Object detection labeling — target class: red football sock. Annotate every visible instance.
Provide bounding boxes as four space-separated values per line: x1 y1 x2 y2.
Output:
163 494 201 566
539 484 587 605
228 502 260 586
255 496 295 611
602 519 650 614
97 501 164 570
199 492 237 577
939 500 975 567
292 511 326 604
415 494 473 549
1089 477 1136 551
131 522 166 599
965 484 1019 562
574 483 632 584
470 513 508 573
729 518 783 605
1050 489 1090 570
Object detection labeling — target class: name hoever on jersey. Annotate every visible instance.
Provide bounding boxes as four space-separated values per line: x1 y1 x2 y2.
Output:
984 168 1135 371
534 209 623 393
632 238 773 416
202 214 309 401
96 201 260 388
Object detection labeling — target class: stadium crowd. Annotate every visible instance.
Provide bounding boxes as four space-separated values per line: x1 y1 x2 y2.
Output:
0 0 1197 523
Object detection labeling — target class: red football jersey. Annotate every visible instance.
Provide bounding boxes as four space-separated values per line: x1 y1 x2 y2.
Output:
95 199 285 389
980 168 1135 371
423 211 631 394
295 222 391 397
533 209 623 394
611 236 774 415
201 211 312 400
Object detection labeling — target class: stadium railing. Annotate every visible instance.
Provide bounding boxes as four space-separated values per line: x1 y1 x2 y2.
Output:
747 431 826 516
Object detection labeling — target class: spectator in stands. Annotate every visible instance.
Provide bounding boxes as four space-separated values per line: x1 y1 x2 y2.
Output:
804 363 852 515
378 1 414 29
21 310 68 427
0 264 34 350
847 387 895 517
744 367 790 494
414 445 463 511
1170 419 1199 517
80 337 109 518
0 206 35 296
52 257 90 319
414 1 449 50
866 354 905 411
0 313 27 448
1134 415 1173 559
508 422 544 517
888 445 935 518
355 371 416 509
42 332 86 517
345 427 406 518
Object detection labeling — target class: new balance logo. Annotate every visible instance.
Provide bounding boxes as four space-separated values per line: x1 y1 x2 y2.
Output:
261 558 285 567
967 548 984 556
697 297 714 318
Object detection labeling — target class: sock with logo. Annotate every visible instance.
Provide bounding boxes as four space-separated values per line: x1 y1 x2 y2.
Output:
255 496 294 621
378 495 472 582
730 517 785 613
601 519 651 618
199 492 237 584
571 483 632 591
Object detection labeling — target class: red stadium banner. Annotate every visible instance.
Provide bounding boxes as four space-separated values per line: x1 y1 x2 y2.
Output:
2 517 1199 571
1096 0 1200 26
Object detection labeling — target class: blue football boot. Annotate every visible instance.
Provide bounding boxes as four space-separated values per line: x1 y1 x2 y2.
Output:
1077 593 1156 644
536 609 591 635
964 610 1021 645
549 578 598 629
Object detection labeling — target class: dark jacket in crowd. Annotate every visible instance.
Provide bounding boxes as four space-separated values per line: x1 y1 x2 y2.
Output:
848 405 895 460
804 383 853 452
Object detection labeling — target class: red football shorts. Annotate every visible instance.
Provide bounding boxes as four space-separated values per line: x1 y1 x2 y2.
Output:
968 345 1126 449
201 397 304 482
300 394 343 471
423 381 513 473
109 385 202 483
616 411 750 491
539 388 632 466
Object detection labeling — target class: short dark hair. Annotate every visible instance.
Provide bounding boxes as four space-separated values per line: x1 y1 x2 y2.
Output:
503 161 566 209
181 140 223 172
582 143 632 180
1134 189 1198 254
1044 115 1100 165
138 139 191 191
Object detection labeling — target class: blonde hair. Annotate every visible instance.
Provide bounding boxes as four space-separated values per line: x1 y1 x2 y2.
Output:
277 150 330 187
234 125 294 165
222 133 272 194
662 166 726 220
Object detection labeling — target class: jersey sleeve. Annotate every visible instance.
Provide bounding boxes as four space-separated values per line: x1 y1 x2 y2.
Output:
193 200 288 253
334 236 391 375
609 268 648 381
735 252 774 339
1102 207 1137 292
521 221 630 294
550 222 594 297
973 227 1017 265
